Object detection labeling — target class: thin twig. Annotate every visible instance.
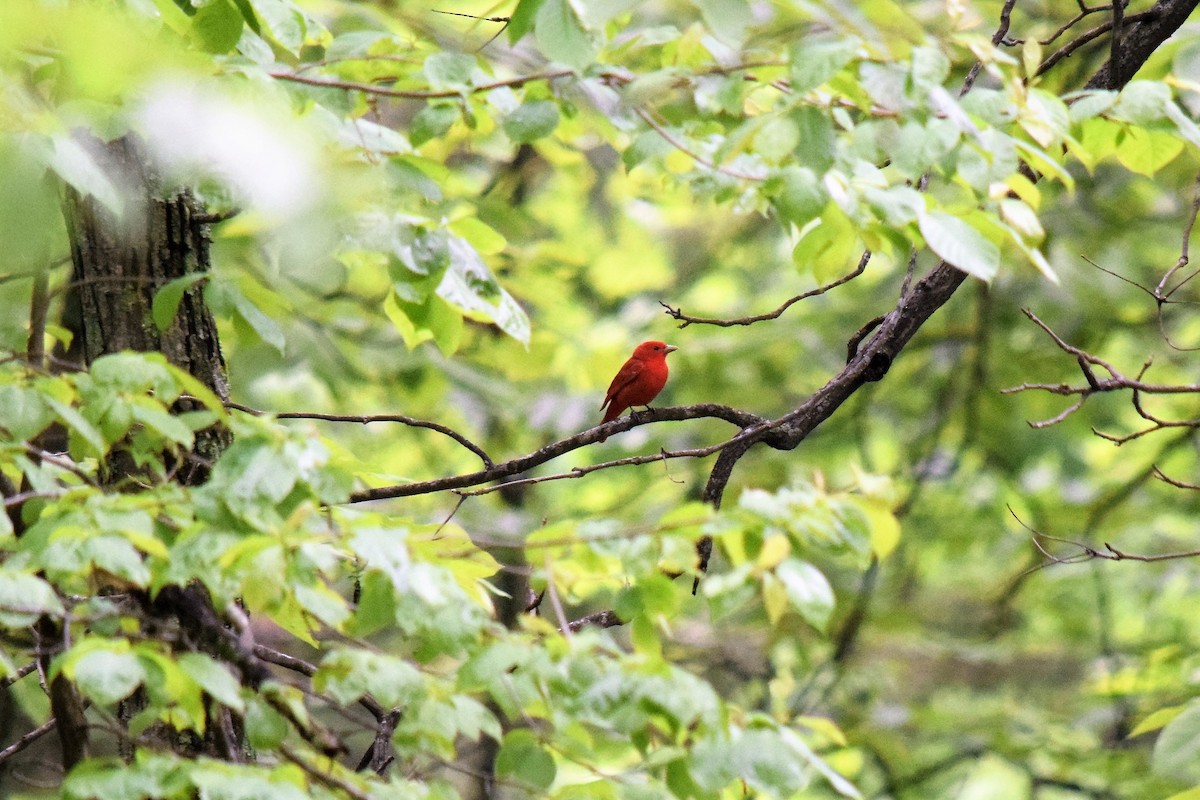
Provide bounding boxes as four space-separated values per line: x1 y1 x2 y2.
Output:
349 403 775 502
1153 464 1200 489
660 252 870 328
565 609 624 633
1041 4 1113 46
1037 11 1156 77
961 0 1017 94
633 107 766 182
225 400 493 469
543 557 572 637
270 68 581 99
1 661 38 689
0 717 58 766
253 644 386 722
280 743 371 800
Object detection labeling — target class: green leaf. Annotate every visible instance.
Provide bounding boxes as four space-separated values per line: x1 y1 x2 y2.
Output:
782 727 862 798
1155 700 1200 784
177 653 245 712
789 38 859 95
410 104 460 147
70 646 146 705
864 185 925 227
84 535 151 586
350 527 412 590
918 211 999 282
252 0 306 54
1020 88 1071 148
775 559 835 631
504 101 560 143
910 45 949 89
131 399 195 448
437 236 530 344
692 0 751 47
314 648 422 708
1131 705 1187 738
1067 89 1117 123
754 117 800 164
792 206 856 282
448 216 507 255
1115 126 1184 176
385 291 464 354
192 0 244 53
44 396 107 456
152 273 206 332
0 385 54 440
791 106 836 173
1112 80 1171 124
623 129 673 171
424 53 476 91
0 570 64 627
1165 100 1200 149
508 0 547 42
496 729 556 791
244 696 289 750
535 0 595 71
229 286 286 353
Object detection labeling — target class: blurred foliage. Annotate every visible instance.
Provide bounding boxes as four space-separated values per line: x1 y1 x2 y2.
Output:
2 0 1200 798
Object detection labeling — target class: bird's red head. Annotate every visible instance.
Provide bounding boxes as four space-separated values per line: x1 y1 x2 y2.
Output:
632 341 678 359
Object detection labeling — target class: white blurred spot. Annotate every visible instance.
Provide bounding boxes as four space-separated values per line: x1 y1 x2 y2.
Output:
137 81 318 218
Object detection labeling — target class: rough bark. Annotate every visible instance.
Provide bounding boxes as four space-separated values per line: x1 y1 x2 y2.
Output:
57 134 239 764
63 134 231 483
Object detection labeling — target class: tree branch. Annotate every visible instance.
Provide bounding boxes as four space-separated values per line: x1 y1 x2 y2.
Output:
660 252 871 328
225 400 494 469
0 717 58 767
348 403 775 503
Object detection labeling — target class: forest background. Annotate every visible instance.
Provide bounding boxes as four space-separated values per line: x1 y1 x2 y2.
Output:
3 0 1200 798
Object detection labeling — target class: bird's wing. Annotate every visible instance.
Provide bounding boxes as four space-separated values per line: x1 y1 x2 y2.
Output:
601 360 644 409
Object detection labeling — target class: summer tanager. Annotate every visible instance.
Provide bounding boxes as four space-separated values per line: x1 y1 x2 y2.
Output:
599 341 677 439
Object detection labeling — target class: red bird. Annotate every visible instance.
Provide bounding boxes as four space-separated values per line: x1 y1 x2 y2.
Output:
599 341 678 438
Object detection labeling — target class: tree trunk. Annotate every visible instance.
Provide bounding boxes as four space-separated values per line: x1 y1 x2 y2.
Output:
64 134 231 483
58 133 238 763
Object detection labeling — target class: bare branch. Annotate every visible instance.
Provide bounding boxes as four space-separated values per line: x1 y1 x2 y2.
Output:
270 68 580 100
1 660 37 689
961 0 1018 94
225 400 494 469
565 609 623 633
349 403 774 503
633 107 766 181
1040 4 1114 46
0 717 58 767
1037 10 1157 77
660 252 870 328
355 709 400 774
1152 465 1200 490
281 743 371 800
1158 173 1200 299
1009 505 1200 569
253 644 386 722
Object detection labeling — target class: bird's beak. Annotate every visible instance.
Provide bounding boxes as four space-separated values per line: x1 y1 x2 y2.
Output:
664 345 679 354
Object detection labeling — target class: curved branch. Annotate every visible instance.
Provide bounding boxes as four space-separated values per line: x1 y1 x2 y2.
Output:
0 717 58 766
661 252 871 328
225 401 494 469
270 69 579 100
348 403 773 503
